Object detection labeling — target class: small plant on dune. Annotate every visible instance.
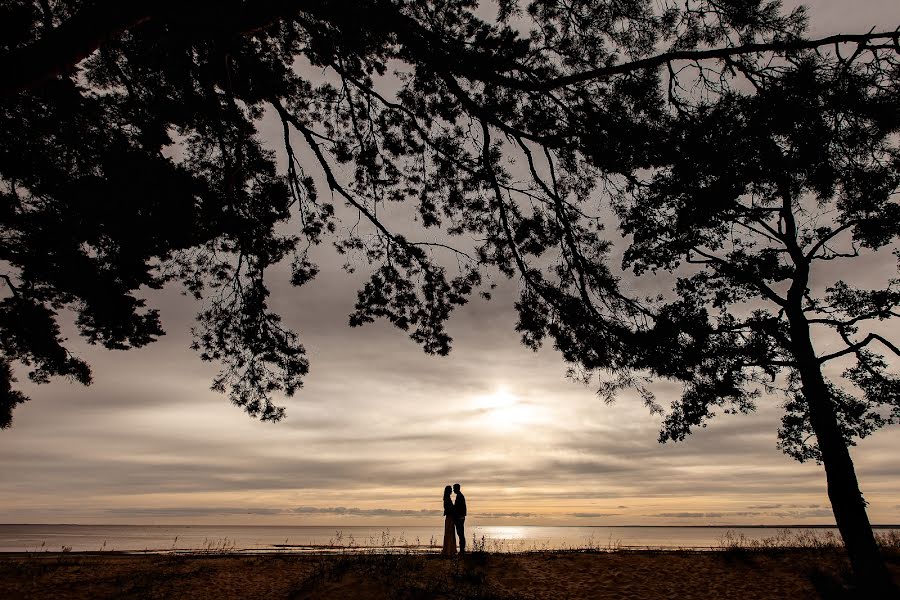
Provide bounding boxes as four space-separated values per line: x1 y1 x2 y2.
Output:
54 546 76 568
195 537 237 555
718 529 844 553
596 534 623 553
876 530 900 554
329 530 344 548
378 529 389 549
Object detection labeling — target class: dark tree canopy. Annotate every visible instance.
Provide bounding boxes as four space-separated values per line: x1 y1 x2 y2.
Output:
1 0 828 425
597 50 900 594
611 58 900 459
2 0 900 593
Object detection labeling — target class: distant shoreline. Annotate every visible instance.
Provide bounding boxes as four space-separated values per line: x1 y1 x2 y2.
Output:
3 523 900 528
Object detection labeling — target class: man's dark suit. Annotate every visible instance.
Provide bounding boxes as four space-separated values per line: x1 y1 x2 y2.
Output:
454 492 467 552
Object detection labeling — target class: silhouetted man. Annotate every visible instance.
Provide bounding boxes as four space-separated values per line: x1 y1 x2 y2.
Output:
453 483 467 553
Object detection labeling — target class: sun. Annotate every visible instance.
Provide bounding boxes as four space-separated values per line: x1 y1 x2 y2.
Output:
472 387 536 432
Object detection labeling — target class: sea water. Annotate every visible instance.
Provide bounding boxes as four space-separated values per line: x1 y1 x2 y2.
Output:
2 524 897 553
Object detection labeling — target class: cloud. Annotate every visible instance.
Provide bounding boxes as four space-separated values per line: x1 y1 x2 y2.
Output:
2 220 899 524
747 503 822 510
767 509 834 519
651 512 765 518
651 512 725 518
104 507 286 517
3 0 900 531
291 506 441 517
89 505 543 520
646 508 837 521
288 506 536 519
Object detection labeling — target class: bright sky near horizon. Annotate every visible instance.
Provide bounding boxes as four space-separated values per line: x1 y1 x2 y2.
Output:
1 1 900 527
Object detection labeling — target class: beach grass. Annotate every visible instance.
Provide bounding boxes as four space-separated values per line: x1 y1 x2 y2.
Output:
2 530 899 599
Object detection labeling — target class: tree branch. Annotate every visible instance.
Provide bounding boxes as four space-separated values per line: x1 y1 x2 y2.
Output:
533 30 900 91
689 247 787 306
0 274 20 298
805 220 857 260
271 99 402 248
6 0 897 103
819 332 900 363
479 121 532 285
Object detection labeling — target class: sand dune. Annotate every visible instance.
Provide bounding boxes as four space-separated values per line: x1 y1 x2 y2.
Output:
2 549 897 599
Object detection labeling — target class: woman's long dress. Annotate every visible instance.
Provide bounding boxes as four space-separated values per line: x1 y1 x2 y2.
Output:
441 514 457 556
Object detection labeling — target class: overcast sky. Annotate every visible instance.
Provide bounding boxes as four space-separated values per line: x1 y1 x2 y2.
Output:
1 1 899 527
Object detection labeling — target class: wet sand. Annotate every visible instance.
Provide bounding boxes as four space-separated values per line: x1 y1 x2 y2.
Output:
2 549 897 599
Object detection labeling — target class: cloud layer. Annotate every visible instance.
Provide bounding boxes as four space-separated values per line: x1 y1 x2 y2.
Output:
1 0 899 527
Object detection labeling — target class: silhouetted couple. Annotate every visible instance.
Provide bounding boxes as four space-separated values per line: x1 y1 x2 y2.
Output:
441 483 467 556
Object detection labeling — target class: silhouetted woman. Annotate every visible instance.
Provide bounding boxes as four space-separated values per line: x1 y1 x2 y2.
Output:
441 485 457 557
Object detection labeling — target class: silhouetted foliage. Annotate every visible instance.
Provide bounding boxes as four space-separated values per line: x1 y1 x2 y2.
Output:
2 0 899 594
609 59 900 458
1 0 823 422
586 55 900 593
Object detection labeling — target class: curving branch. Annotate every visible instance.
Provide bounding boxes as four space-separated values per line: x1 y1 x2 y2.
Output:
819 331 900 363
805 220 858 260
272 99 398 244
5 0 897 102
532 30 900 91
478 120 532 285
0 273 20 298
688 246 787 307
272 97 478 268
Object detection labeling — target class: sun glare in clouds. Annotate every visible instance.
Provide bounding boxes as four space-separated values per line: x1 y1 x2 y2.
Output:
472 387 537 432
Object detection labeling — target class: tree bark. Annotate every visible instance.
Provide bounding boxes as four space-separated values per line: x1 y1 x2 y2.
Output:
787 308 896 597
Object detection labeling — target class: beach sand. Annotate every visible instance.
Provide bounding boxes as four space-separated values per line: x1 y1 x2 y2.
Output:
2 549 897 599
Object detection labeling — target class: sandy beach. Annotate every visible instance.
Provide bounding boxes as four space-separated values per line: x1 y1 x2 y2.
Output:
3 548 898 599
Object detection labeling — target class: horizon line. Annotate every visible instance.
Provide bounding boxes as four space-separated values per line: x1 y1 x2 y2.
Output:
4 523 900 529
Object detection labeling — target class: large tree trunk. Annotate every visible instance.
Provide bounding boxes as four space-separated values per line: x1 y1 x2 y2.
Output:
787 310 896 597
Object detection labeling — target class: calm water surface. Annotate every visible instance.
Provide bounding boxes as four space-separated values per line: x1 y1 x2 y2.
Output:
3 524 896 553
